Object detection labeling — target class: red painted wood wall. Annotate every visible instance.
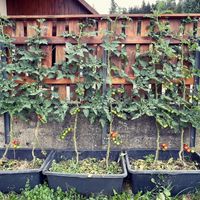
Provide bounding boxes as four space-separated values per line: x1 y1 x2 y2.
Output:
7 0 93 15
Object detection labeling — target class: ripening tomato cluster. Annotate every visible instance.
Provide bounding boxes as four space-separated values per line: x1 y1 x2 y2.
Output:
160 143 195 153
160 143 168 151
111 131 118 139
110 131 122 145
12 139 20 149
183 144 194 153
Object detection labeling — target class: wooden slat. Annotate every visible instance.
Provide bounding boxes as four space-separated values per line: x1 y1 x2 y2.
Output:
170 19 181 34
124 44 135 97
15 21 24 37
184 22 194 36
58 85 67 100
126 20 137 38
111 20 122 35
125 45 135 77
56 22 65 65
42 46 52 68
111 45 121 72
56 21 66 36
98 20 107 38
27 21 37 37
4 25 15 37
96 45 103 60
41 21 53 37
83 20 96 39
69 19 79 34
141 19 150 37
41 21 53 68
140 44 149 53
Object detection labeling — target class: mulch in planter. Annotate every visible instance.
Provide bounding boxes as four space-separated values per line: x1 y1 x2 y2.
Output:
0 158 44 171
49 157 123 175
130 154 199 171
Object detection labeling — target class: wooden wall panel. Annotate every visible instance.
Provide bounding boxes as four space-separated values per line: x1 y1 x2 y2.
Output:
5 15 196 100
7 0 93 15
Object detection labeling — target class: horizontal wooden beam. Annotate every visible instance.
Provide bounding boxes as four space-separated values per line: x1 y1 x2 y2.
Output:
7 14 200 20
18 76 194 85
20 77 135 85
13 36 183 45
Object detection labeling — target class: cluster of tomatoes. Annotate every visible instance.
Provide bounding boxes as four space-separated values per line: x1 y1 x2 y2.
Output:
111 88 125 96
70 107 80 115
183 143 194 153
160 143 195 153
111 110 124 119
160 143 168 151
12 139 20 149
60 128 73 140
110 131 122 145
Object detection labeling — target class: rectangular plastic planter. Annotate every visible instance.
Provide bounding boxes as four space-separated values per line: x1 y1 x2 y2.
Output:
0 148 53 193
126 149 200 196
43 150 127 196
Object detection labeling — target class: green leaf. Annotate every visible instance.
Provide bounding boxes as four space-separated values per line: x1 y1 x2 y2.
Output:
83 109 89 118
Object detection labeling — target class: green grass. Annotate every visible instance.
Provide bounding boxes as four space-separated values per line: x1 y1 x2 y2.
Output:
0 184 200 200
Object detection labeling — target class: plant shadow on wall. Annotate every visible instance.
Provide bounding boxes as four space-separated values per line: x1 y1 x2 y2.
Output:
0 18 68 170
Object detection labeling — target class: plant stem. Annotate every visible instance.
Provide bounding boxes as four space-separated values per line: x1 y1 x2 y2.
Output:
73 107 79 165
2 114 13 160
34 121 45 155
179 128 184 161
106 118 112 169
32 120 40 163
178 41 186 162
106 45 112 169
154 72 160 163
154 121 160 163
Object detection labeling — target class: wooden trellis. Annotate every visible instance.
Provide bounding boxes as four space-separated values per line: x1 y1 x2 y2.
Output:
6 14 199 100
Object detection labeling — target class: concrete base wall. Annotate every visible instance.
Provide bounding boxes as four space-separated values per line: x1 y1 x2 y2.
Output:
0 115 197 150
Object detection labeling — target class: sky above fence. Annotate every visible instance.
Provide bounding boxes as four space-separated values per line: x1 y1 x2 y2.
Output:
85 0 179 14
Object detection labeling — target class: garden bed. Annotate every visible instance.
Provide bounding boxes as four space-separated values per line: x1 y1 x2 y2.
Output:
43 150 127 196
0 148 53 193
126 149 200 196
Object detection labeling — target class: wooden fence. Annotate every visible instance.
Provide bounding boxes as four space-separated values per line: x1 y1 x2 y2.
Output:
5 14 200 100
